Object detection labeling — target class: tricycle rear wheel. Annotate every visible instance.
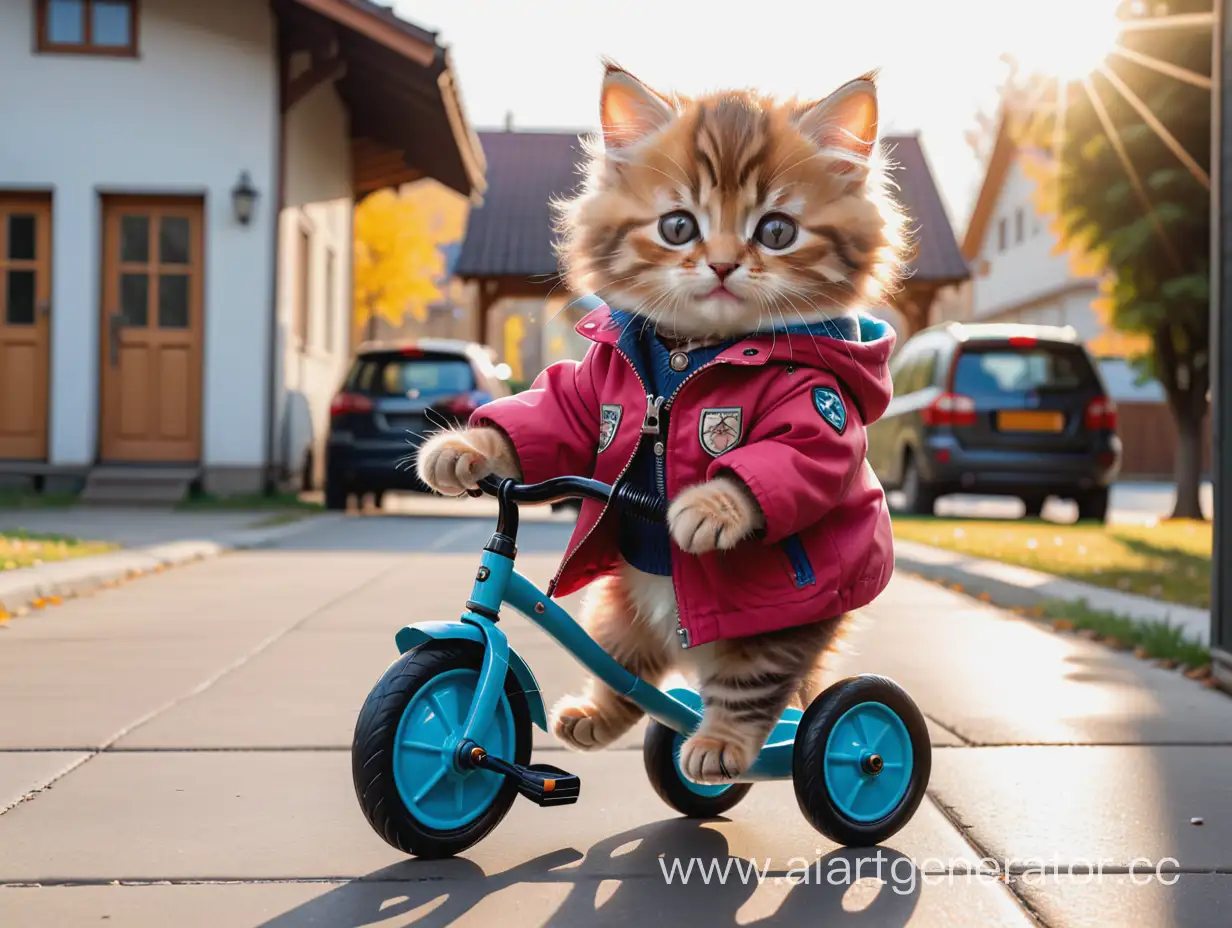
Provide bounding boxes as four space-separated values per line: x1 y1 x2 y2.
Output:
792 674 930 846
352 640 531 858
644 720 752 818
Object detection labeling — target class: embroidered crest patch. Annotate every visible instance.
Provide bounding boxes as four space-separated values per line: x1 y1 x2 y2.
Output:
598 404 622 452
813 386 847 434
699 407 743 457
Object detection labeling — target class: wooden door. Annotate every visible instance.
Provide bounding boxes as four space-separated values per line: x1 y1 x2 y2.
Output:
99 197 204 463
0 195 52 460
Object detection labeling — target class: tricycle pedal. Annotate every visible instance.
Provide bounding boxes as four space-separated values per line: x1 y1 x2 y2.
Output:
469 747 580 807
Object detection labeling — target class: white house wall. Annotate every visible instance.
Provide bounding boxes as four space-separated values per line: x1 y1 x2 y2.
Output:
0 0 278 476
971 157 1101 339
275 76 353 486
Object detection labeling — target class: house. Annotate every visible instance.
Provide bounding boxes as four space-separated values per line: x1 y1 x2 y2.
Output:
452 128 968 377
0 0 485 501
955 110 1208 479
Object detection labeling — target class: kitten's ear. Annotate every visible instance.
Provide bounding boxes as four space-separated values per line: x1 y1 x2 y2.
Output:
795 73 880 166
600 63 675 152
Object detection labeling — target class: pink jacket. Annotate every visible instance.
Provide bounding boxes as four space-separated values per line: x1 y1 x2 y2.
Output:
471 301 896 647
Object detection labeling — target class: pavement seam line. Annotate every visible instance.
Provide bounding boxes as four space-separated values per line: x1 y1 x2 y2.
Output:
0 552 412 818
927 791 1055 927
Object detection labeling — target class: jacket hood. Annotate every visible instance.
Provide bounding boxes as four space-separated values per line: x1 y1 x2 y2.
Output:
574 299 896 424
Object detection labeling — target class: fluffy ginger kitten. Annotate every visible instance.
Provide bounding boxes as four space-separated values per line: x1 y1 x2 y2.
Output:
417 63 906 784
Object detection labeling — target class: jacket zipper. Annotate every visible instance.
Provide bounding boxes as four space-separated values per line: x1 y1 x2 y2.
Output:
657 358 727 648
780 534 816 588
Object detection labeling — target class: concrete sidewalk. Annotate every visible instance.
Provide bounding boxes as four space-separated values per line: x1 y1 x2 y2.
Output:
1 514 1231 926
0 510 339 613
895 538 1211 645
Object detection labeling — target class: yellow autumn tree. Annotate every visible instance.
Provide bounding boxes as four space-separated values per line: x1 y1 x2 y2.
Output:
352 188 445 343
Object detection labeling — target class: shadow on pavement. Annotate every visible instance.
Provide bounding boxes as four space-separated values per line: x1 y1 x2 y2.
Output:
257 820 921 927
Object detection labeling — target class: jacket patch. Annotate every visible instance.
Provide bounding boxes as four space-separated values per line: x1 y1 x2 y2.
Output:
598 404 622 452
699 407 743 457
813 386 847 434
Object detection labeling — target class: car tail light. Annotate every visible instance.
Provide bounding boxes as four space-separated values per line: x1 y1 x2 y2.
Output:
400 346 424 357
1008 336 1037 347
436 391 487 417
1084 396 1118 431
330 392 373 417
922 393 977 427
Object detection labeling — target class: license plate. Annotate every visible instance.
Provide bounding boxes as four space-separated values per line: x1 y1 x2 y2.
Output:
998 410 1064 433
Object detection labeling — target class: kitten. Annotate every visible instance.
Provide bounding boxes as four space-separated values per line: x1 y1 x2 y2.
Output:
417 63 906 784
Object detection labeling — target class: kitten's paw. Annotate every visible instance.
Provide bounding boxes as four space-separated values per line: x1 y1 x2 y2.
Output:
415 427 514 495
550 695 622 751
679 734 753 784
668 476 764 555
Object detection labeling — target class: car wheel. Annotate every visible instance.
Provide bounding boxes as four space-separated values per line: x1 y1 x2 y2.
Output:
325 477 348 511
1021 495 1046 519
372 491 386 510
1076 488 1109 523
300 450 315 493
899 455 937 516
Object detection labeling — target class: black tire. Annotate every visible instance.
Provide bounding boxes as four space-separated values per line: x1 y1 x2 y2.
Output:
1021 494 1046 519
644 720 753 818
352 640 532 859
372 491 386 509
792 675 931 847
324 476 347 511
899 454 937 516
1076 488 1109 523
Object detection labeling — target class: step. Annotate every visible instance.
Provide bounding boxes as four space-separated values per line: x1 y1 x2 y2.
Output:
81 466 200 505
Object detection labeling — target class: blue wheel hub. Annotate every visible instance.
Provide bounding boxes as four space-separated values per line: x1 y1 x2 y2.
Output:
823 701 914 823
392 668 514 831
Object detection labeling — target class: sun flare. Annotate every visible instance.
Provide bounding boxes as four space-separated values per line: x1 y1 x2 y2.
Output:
1005 0 1124 81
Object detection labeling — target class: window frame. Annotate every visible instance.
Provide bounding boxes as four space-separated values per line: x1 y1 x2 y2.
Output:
35 0 140 58
323 246 336 355
997 217 1008 252
293 220 313 351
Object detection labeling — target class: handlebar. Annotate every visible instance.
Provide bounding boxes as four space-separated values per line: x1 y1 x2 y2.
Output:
468 475 666 525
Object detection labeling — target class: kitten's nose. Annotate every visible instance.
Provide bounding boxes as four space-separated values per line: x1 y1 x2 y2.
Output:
709 262 739 282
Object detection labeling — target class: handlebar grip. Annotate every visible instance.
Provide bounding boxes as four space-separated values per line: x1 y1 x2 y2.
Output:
613 482 667 524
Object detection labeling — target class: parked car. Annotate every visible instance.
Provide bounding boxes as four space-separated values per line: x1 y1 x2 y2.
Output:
866 322 1122 522
325 339 511 510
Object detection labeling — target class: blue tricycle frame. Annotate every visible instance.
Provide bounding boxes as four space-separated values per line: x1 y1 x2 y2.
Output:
351 475 931 859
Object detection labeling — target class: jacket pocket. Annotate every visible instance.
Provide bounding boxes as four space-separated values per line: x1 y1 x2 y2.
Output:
779 534 816 589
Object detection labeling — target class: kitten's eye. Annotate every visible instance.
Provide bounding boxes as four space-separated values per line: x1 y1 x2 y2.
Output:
658 210 699 246
753 213 799 250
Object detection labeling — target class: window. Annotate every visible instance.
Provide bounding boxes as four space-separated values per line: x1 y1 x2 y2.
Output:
347 354 476 398
323 248 336 354
1015 208 1024 243
997 217 1008 252
36 0 138 56
293 224 311 349
953 347 1097 400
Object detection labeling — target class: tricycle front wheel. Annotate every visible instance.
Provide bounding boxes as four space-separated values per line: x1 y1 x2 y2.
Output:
643 720 752 818
352 640 531 859
792 674 931 846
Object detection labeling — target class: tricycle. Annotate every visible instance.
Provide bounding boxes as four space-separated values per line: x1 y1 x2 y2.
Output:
352 475 931 858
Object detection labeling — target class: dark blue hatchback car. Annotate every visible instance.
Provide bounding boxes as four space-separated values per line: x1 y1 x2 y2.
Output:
866 323 1122 522
324 340 510 510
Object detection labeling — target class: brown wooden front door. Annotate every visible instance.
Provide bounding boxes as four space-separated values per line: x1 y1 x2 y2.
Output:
0 195 52 461
99 197 204 463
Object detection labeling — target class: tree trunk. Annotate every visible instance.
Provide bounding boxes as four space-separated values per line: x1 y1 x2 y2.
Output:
1170 404 1205 520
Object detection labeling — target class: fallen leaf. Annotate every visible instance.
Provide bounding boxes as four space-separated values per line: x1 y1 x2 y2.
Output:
1133 646 1149 659
1030 606 1045 618
1185 666 1212 680
977 592 992 602
1052 618 1075 631
48 595 62 606
951 584 964 593
1157 658 1176 670
31 598 46 609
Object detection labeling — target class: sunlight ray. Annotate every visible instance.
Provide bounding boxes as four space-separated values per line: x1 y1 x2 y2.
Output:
1119 12 1214 32
1052 80 1069 166
1097 64 1210 189
1080 77 1184 272
1109 45 1213 90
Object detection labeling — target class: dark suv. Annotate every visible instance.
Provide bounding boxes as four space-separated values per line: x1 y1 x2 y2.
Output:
866 322 1122 522
324 340 511 510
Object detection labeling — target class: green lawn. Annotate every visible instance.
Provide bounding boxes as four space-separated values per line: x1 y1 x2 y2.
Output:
892 516 1211 609
176 491 323 513
0 529 118 572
